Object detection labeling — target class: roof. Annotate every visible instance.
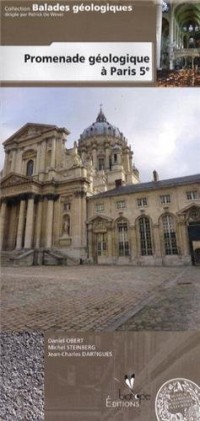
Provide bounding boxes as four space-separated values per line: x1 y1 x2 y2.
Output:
90 173 200 199
79 108 125 141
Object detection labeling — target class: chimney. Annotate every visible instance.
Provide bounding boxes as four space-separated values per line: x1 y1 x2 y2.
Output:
153 170 159 182
115 179 122 188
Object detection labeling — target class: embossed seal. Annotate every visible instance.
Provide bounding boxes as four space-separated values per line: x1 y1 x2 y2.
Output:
155 378 200 421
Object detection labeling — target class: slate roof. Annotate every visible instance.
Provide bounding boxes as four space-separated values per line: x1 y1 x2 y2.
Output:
90 173 200 199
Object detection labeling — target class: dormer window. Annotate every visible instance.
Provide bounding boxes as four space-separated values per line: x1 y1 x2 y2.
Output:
26 159 34 176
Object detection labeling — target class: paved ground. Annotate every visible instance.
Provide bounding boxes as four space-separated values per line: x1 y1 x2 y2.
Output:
1 265 200 331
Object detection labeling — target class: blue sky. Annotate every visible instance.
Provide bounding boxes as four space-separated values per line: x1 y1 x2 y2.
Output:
0 87 200 181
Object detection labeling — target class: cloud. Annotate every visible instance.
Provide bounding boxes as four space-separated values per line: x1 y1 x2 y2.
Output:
0 87 199 181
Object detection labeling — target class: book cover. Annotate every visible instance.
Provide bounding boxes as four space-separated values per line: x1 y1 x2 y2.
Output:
0 1 200 420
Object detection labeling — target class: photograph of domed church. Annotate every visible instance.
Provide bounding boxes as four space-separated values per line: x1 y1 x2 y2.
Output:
0 88 200 268
157 0 200 86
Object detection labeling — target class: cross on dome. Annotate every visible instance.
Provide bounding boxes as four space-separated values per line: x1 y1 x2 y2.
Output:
96 105 107 123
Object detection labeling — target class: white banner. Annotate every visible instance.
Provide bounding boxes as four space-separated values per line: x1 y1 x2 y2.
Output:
0 42 153 82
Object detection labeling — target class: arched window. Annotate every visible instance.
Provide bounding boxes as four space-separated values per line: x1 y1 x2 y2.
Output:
117 219 129 256
162 214 178 255
26 160 34 176
139 217 153 255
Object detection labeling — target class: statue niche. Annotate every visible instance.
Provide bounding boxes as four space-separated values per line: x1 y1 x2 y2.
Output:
62 214 70 237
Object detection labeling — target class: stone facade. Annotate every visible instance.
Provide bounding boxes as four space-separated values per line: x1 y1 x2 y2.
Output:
0 110 200 266
87 178 200 266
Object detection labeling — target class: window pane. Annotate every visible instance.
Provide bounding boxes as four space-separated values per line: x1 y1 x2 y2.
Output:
117 219 129 256
97 233 106 256
139 217 153 255
162 215 178 255
26 160 34 176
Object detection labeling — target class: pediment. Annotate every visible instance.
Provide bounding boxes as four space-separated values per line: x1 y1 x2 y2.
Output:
3 123 58 145
87 215 113 224
177 203 200 215
1 173 33 187
177 204 200 223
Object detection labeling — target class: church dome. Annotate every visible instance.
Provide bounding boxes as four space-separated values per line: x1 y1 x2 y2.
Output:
80 108 125 141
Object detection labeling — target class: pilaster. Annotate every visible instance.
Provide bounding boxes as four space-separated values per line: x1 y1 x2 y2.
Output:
2 152 9 177
153 223 162 257
10 149 16 172
50 137 56 168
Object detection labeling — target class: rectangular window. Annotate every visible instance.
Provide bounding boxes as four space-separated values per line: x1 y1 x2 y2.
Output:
137 197 147 207
96 203 104 213
63 202 71 211
116 200 126 209
160 194 171 204
98 158 104 170
186 191 198 200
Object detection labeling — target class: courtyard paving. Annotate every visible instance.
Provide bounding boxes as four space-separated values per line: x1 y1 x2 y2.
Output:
1 265 200 331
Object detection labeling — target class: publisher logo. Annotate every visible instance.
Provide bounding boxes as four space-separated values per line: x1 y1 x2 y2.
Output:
106 373 151 409
124 373 135 390
155 378 200 421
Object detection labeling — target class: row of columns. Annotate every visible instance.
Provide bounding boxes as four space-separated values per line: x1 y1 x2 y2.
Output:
158 3 199 70
0 194 57 251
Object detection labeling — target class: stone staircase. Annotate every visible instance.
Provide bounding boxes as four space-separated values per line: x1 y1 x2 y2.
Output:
44 249 80 266
0 249 80 267
0 250 25 267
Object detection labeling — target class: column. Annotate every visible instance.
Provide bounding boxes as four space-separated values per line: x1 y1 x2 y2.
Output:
169 9 174 70
92 147 97 169
50 138 56 168
124 150 130 172
45 196 54 248
156 0 163 69
35 198 43 248
0 200 7 251
192 57 194 70
105 145 110 170
16 198 26 250
129 152 133 170
24 195 35 249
